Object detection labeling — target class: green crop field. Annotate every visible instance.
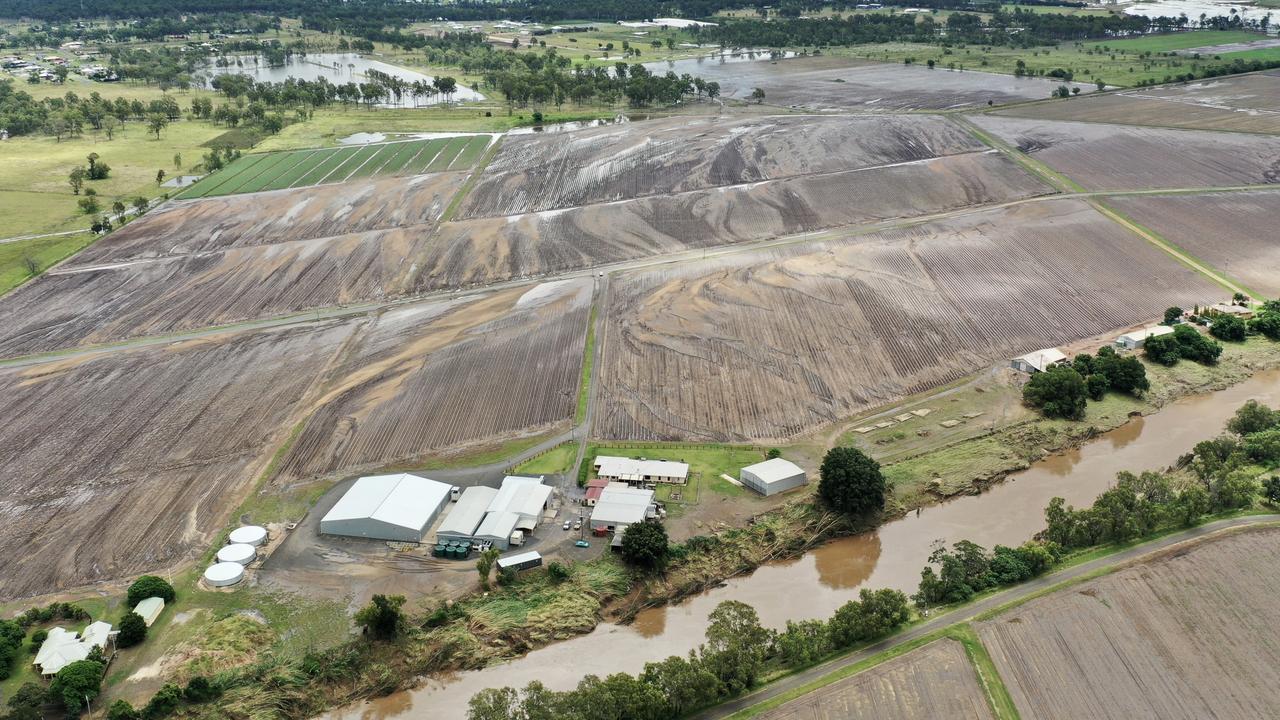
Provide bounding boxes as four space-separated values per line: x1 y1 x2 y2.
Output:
178 135 491 199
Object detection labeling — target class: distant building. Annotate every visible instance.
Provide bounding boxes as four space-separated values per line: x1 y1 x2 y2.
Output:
739 458 807 496
439 476 552 550
584 477 609 506
1115 326 1174 350
595 456 689 485
590 485 656 532
1011 348 1067 374
1208 303 1253 319
133 597 165 627
320 473 453 543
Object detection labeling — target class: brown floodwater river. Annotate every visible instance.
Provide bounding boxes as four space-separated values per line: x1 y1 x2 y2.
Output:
328 369 1280 720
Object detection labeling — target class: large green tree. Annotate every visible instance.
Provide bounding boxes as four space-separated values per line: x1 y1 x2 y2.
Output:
817 447 885 516
50 659 105 714
354 594 406 640
1022 365 1088 419
620 521 669 570
126 576 175 607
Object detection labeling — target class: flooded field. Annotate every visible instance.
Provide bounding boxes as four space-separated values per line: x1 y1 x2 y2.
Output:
326 368 1280 720
200 53 483 105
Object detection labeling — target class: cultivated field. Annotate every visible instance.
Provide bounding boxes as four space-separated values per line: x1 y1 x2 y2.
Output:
179 135 491 198
415 151 1048 291
996 72 1280 134
1107 190 1280 297
970 115 1280 189
759 640 993 720
594 199 1220 441
457 114 990 217
978 527 1280 720
647 54 1095 110
0 322 354 600
0 174 465 357
274 279 593 485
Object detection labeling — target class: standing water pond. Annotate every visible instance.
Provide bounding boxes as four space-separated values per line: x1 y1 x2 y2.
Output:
328 369 1280 720
200 53 484 106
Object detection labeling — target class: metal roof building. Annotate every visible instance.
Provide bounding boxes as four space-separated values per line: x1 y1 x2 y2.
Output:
590 485 655 531
320 473 452 542
34 622 114 676
595 456 689 484
1115 325 1174 350
740 458 807 496
1010 348 1067 374
496 550 543 573
489 475 553 529
133 597 165 627
437 486 498 543
474 510 521 550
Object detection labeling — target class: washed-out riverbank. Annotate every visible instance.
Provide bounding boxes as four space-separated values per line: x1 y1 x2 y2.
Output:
324 360 1280 720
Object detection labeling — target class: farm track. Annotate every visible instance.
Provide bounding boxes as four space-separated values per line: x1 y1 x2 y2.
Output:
696 516 1280 720
1 181 1272 369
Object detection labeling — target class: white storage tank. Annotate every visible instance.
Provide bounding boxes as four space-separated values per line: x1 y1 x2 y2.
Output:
228 525 268 547
216 543 257 566
203 562 245 587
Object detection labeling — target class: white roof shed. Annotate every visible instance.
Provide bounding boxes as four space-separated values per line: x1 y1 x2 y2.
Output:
1011 348 1067 374
437 486 498 541
740 458 807 496
321 473 452 542
474 511 521 550
595 456 689 483
134 597 165 627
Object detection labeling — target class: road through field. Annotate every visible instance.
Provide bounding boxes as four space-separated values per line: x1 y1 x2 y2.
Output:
695 514 1280 720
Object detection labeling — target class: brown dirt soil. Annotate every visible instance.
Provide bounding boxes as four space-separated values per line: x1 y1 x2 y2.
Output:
593 199 1222 441
274 279 593 485
412 150 1049 292
648 54 1095 110
456 114 987 217
69 173 466 265
1105 189 1280 297
0 321 355 600
970 115 1280 189
978 527 1280 720
758 639 994 720
996 79 1280 135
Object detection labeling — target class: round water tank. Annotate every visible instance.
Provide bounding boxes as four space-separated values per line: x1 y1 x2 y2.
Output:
203 562 245 587
228 526 268 546
216 543 257 566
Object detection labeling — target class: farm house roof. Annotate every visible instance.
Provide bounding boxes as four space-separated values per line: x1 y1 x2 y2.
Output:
1013 348 1067 373
594 456 689 482
591 486 655 526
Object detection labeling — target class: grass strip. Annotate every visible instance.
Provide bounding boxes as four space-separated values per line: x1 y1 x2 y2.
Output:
426 136 469 172
575 303 597 426
951 624 1021 720
214 151 301 196
292 146 359 187
405 137 450 175
321 143 383 184
378 140 431 176
0 232 96 297
449 135 490 169
234 150 316 194
440 136 503 223
348 141 403 180
957 117 1086 193
177 153 267 199
263 149 331 190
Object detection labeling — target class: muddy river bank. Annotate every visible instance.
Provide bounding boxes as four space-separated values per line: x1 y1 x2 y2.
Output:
328 368 1280 720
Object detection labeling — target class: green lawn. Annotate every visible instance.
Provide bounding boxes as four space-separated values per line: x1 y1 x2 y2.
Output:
515 443 580 475
583 442 771 499
0 232 96 296
1097 30 1266 54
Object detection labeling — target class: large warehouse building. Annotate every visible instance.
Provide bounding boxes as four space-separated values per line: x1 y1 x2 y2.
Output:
320 473 452 542
435 475 553 550
739 458 807 496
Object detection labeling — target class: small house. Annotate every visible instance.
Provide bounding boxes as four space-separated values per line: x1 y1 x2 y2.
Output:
1010 348 1067 374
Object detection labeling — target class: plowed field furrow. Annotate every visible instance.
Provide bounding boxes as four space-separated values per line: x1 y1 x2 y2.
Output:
594 199 1221 441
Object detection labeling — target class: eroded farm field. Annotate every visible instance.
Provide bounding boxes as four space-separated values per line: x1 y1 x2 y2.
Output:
594 199 1220 441
1107 190 1280 297
414 150 1047 290
458 114 989 217
971 115 1280 189
0 323 355 599
275 279 592 485
647 54 1094 110
996 71 1280 134
760 640 992 720
0 279 591 600
978 527 1280 720
0 173 465 357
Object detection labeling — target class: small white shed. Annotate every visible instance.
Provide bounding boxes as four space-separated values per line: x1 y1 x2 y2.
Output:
740 458 807 496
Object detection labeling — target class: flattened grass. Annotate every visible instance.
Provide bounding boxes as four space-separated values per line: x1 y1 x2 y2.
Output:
0 232 96 296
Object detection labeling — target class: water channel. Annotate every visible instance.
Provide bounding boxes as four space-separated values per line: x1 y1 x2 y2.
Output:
330 368 1280 720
